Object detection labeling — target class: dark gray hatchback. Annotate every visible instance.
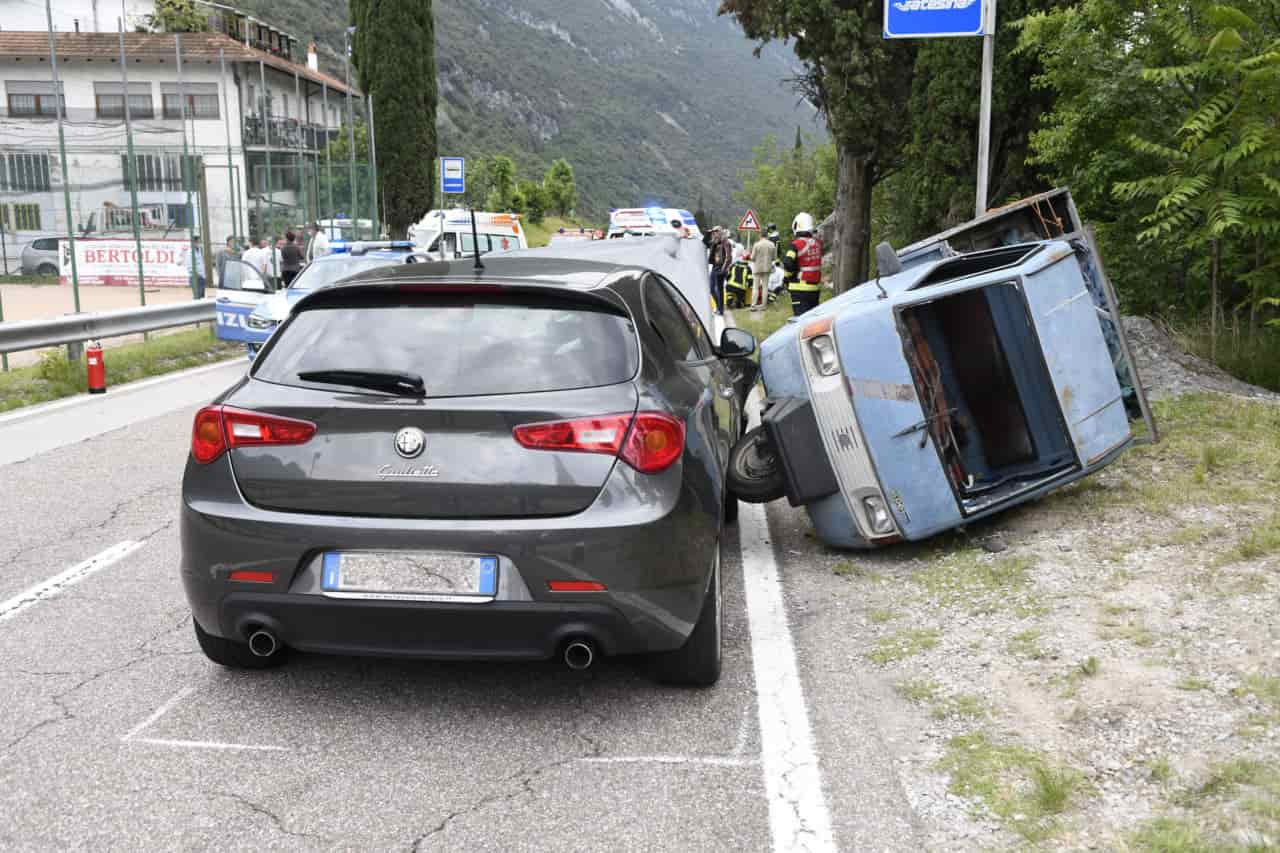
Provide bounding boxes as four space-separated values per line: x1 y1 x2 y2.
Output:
180 257 757 685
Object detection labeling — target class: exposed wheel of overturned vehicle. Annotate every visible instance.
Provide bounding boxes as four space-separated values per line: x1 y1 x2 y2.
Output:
727 425 786 503
650 550 721 687
193 618 287 669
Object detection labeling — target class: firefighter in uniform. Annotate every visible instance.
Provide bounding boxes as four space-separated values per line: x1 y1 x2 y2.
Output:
782 212 823 316
724 253 753 309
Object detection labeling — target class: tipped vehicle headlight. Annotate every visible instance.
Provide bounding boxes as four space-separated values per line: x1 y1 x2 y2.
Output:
862 495 895 535
808 334 840 376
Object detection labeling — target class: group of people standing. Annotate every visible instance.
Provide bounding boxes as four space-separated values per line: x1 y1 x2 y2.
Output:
214 222 332 288
704 213 823 317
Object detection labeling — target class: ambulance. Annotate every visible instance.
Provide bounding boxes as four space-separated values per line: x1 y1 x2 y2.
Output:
408 209 528 258
606 207 700 240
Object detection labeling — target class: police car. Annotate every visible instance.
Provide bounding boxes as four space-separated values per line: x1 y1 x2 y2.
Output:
241 241 418 358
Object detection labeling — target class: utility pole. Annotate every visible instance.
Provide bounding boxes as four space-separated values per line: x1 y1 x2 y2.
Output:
322 83 334 239
175 34 197 297
119 18 146 305
366 94 379 239
975 0 996 218
46 0 81 313
259 59 278 281
219 48 239 247
344 27 358 238
294 68 305 229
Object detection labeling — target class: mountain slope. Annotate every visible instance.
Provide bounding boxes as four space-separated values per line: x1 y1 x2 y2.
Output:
234 0 822 221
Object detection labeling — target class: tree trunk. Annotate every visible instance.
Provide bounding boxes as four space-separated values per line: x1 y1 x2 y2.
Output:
1249 234 1262 341
832 144 873 294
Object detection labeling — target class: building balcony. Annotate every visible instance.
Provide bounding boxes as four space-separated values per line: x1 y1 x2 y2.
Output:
242 115 337 152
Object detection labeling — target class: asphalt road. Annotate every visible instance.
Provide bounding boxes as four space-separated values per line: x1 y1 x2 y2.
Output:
0 359 919 851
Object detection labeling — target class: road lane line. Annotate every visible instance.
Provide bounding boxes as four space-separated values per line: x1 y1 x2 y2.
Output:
122 686 196 741
131 738 288 753
739 385 837 852
0 540 145 624
740 500 837 852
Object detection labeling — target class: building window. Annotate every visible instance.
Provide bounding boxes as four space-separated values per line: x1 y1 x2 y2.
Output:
123 153 200 192
13 203 41 231
0 152 52 192
95 93 156 120
6 91 64 117
162 92 219 120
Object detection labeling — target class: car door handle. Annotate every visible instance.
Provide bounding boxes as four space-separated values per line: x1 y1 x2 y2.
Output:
216 297 231 303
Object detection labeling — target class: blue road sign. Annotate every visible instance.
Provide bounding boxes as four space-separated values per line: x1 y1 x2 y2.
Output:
441 157 465 195
884 0 986 38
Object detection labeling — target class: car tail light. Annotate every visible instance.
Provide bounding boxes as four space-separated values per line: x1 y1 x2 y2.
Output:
547 580 607 592
190 405 317 464
513 411 684 474
620 413 684 473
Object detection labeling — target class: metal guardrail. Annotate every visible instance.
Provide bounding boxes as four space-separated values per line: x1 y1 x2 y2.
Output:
0 300 214 354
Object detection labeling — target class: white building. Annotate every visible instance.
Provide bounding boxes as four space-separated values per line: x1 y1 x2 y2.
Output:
0 6 364 273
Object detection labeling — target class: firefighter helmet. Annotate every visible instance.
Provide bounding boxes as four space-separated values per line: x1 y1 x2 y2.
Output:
791 212 815 235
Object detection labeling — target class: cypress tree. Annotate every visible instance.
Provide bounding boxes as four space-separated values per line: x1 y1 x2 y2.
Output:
349 0 437 237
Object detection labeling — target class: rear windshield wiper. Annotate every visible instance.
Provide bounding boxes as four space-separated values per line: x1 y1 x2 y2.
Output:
297 369 426 398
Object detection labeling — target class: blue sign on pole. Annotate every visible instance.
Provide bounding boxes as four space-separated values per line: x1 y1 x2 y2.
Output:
440 157 465 195
884 0 985 38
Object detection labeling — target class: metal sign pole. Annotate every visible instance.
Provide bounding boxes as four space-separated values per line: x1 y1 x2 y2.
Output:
365 94 379 239
219 49 238 246
175 34 197 298
343 29 358 239
322 83 334 239
45 0 81 313
119 19 147 305
259 59 277 281
975 0 996 217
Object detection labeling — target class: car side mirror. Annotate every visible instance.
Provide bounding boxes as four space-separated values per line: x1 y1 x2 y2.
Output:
716 327 757 359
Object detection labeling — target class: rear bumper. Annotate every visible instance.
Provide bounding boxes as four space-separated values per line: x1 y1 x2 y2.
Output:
180 453 719 660
219 593 634 660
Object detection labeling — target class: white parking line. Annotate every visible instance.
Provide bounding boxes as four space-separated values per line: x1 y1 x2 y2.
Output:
121 686 196 740
121 685 290 753
739 385 837 852
0 540 145 624
130 737 289 753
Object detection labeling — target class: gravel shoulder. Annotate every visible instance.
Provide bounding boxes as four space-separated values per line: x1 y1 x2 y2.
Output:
781 318 1280 850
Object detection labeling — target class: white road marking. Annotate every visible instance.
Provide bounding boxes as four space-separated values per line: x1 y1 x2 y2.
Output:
740 391 838 853
580 755 757 767
0 540 146 624
121 686 196 741
129 738 289 753
121 685 290 752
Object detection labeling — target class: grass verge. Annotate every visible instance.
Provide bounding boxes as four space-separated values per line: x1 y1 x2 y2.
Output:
867 628 939 665
939 732 1087 841
522 216 590 248
0 326 240 413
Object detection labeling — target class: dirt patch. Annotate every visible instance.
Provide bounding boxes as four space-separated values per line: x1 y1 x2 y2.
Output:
1124 316 1279 402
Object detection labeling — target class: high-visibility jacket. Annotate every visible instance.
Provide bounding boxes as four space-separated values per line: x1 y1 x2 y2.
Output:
726 261 753 292
785 236 823 292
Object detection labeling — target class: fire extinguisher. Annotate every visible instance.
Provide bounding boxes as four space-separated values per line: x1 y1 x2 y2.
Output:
86 339 106 395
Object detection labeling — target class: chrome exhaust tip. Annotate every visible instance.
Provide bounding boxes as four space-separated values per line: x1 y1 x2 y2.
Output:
248 629 278 658
563 639 595 671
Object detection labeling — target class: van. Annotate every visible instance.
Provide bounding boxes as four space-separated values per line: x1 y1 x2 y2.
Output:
408 209 528 258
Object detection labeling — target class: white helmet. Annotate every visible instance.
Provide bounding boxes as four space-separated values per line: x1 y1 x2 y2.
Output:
792 212 814 234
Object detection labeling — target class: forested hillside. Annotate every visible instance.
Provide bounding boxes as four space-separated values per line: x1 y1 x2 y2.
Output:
234 0 823 220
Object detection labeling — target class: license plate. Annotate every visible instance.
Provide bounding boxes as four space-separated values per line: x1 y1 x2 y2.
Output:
321 552 497 598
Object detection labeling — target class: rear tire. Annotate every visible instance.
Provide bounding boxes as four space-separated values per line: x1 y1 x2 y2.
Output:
36 263 57 277
651 551 721 687
727 425 786 504
193 617 286 669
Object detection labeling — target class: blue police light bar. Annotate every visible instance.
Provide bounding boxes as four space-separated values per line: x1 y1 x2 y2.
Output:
884 0 987 39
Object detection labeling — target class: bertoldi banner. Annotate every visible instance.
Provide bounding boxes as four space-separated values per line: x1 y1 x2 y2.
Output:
885 0 986 38
60 238 195 287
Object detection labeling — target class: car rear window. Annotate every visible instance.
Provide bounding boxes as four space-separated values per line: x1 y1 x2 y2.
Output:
253 294 639 397
290 256 405 291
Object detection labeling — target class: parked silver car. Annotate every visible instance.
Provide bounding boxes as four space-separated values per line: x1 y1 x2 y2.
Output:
20 237 59 277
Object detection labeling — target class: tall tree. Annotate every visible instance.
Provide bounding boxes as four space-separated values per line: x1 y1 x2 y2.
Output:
543 159 577 217
349 0 437 237
720 1 917 291
485 156 517 211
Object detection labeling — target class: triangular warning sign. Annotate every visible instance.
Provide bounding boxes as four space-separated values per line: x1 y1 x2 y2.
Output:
737 209 761 231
